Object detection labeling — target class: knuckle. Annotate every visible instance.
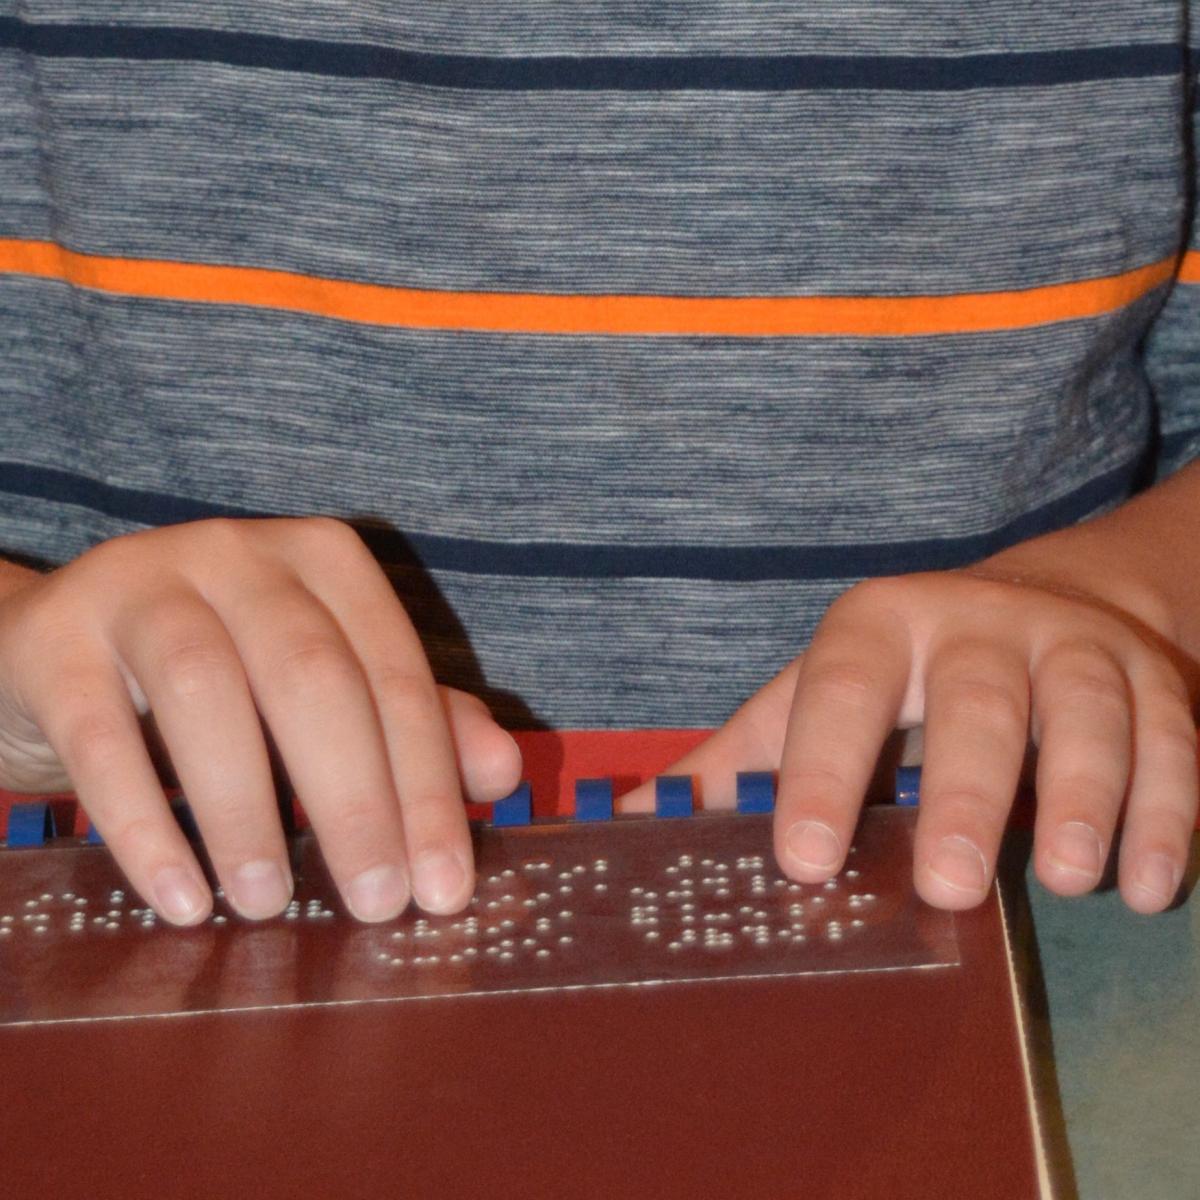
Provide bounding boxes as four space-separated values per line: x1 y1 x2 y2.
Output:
800 659 877 708
942 675 1026 736
398 790 457 824
152 638 239 701
929 786 1010 825
1040 768 1123 811
1133 804 1195 846
1141 712 1198 762
274 637 360 700
780 761 852 802
61 711 129 775
104 812 163 857
372 665 436 717
302 515 364 555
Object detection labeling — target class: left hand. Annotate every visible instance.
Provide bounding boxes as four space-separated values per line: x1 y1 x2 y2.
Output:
625 568 1198 913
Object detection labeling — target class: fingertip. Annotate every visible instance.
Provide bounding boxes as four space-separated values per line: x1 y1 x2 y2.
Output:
1121 851 1182 915
780 819 843 881
915 836 991 910
149 864 213 926
410 846 473 915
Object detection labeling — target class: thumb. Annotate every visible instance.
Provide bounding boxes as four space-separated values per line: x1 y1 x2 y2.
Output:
437 686 523 804
619 659 803 813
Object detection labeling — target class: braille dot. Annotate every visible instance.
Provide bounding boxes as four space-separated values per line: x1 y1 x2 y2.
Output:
522 938 537 948
536 949 551 959
595 883 608 893
74 898 87 907
499 952 514 961
464 947 478 957
558 935 573 945
390 957 404 966
0 928 9 937
502 869 515 878
24 901 37 909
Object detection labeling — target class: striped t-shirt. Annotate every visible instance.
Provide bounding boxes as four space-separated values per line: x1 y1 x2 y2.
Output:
1 4 1198 729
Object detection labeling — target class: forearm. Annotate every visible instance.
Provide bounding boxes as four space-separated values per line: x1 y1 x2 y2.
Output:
967 460 1200 666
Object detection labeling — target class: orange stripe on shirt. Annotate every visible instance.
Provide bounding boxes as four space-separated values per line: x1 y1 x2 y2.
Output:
1178 248 1200 284
0 239 1179 337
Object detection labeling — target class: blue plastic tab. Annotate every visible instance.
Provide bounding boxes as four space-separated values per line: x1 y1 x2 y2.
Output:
736 772 775 814
895 765 922 807
7 801 56 847
86 823 105 846
492 782 532 827
654 776 693 818
574 778 614 821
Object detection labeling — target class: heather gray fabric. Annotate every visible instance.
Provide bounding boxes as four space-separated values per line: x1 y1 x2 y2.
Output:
0 4 1197 728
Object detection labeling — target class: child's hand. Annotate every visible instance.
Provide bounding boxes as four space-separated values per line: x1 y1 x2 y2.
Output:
0 518 521 924
636 569 1198 914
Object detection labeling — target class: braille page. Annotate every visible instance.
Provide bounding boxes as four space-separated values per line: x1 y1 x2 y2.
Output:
0 809 955 1025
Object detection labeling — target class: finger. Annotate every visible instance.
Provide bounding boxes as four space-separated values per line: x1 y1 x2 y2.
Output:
619 660 802 813
1118 660 1198 913
439 686 523 804
914 639 1029 909
287 519 472 915
774 599 911 883
213 572 413 922
18 649 212 925
1029 641 1131 896
111 591 292 920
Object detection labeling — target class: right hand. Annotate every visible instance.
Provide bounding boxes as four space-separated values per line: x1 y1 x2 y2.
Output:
0 517 522 925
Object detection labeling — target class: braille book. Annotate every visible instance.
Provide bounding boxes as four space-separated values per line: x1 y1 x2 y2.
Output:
0 731 1052 1199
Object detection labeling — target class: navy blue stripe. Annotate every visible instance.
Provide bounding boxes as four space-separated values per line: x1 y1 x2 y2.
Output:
0 458 1140 580
0 19 1186 92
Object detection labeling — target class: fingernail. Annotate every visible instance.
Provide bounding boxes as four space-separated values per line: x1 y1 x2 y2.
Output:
412 848 467 912
229 859 292 919
345 864 410 922
151 866 209 925
785 820 842 873
1049 821 1103 881
1134 853 1181 906
929 836 988 896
